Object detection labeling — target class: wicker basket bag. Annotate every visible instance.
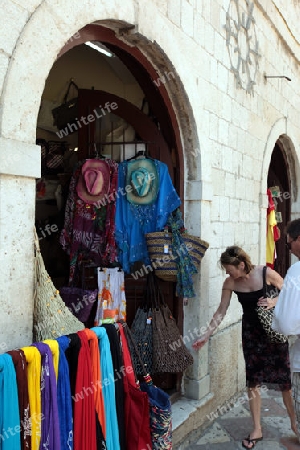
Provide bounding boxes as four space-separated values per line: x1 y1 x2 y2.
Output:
145 232 209 282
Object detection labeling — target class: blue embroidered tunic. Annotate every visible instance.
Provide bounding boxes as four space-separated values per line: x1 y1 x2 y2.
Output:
115 159 181 273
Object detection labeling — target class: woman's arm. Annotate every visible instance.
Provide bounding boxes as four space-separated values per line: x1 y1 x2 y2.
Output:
266 267 284 290
257 267 284 309
192 279 233 349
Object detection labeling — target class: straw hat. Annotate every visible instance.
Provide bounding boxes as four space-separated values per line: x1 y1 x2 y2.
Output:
76 159 110 204
126 159 158 205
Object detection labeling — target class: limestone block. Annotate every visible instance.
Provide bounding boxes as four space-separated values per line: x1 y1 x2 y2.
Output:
210 58 218 87
223 172 235 197
212 168 226 196
0 52 9 99
204 23 215 55
0 1 29 55
0 175 36 350
211 221 224 248
167 0 181 27
210 1 221 31
209 113 219 141
211 196 220 221
218 119 229 146
209 324 243 405
181 0 194 38
229 198 240 220
0 137 40 178
235 176 246 201
185 180 202 201
218 195 230 222
211 143 222 170
196 201 211 236
228 124 238 151
217 61 228 92
184 374 210 400
193 12 204 45
45 0 134 31
0 315 33 353
202 1 211 23
184 200 201 230
10 0 42 13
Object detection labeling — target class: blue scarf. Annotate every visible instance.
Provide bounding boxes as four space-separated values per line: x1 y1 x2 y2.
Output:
0 353 21 450
32 342 61 450
56 336 73 450
91 327 120 450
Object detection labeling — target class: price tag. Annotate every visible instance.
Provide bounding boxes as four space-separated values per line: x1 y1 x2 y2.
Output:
164 244 169 254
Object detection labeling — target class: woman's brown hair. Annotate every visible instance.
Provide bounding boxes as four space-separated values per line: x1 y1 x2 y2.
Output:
219 245 254 274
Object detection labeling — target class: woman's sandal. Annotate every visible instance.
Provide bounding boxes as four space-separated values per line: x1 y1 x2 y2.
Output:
242 435 263 449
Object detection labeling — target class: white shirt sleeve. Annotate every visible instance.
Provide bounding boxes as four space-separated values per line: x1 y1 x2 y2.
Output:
272 261 300 335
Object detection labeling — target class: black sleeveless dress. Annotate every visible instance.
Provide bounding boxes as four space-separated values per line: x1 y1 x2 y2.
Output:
234 288 291 390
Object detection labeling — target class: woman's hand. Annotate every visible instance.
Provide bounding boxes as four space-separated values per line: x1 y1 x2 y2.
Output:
257 295 277 310
192 333 210 350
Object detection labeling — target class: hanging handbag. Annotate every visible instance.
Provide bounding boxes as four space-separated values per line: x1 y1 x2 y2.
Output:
129 275 153 375
150 273 194 373
124 323 172 450
52 79 79 131
256 266 288 344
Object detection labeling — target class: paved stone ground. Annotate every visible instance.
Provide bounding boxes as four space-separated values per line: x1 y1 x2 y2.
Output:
176 389 300 450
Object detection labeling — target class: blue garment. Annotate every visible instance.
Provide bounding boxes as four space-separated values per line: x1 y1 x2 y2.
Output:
91 327 120 450
115 159 181 273
0 353 21 450
32 342 61 450
56 336 73 450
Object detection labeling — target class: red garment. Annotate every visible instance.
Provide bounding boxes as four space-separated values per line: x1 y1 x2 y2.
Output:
74 330 97 450
118 324 152 450
84 328 106 437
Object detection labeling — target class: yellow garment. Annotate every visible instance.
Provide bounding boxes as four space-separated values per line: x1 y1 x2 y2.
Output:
43 339 59 380
266 208 277 265
22 346 41 450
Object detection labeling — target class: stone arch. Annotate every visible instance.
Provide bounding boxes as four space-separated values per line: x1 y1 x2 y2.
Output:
259 117 300 261
0 0 201 185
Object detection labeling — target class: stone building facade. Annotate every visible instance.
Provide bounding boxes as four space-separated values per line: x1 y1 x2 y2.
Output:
1 0 300 445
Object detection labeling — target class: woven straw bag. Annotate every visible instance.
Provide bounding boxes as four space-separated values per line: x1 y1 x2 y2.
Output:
33 229 85 341
145 232 209 282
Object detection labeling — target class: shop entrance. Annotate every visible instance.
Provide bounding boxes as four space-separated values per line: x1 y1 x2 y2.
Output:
36 23 184 396
267 141 291 277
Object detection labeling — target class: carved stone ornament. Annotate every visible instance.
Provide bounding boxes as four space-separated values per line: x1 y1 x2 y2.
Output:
225 0 261 94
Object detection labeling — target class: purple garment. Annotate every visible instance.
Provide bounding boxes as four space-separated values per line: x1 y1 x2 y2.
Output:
60 159 118 284
32 342 61 450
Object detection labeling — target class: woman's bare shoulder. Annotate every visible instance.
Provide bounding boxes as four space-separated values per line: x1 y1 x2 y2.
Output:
223 276 234 290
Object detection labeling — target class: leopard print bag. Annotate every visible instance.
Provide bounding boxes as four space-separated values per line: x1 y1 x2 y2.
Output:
256 266 288 344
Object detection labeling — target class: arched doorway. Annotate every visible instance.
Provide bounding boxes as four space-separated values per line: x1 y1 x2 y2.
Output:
267 141 291 276
36 22 188 396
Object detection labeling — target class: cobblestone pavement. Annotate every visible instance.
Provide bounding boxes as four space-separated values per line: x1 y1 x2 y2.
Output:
177 389 300 450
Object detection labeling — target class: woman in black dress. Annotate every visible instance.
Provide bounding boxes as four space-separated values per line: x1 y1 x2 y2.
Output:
192 245 297 449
